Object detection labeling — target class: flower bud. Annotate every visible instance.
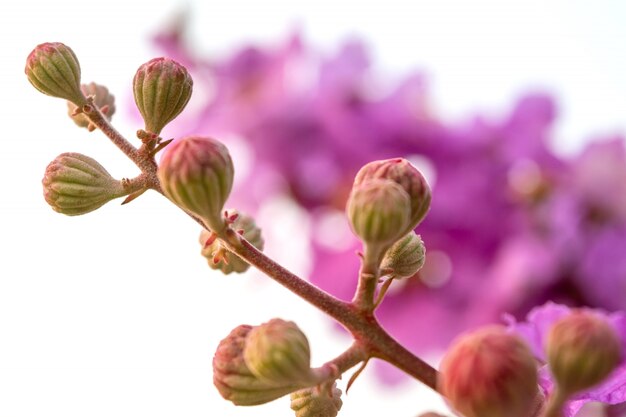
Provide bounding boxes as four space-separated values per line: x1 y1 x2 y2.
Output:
290 383 343 417
546 310 622 395
42 153 125 216
67 82 116 131
158 136 234 231
243 318 315 387
354 158 431 235
438 325 539 417
213 325 300 406
380 232 425 279
133 57 193 135
200 210 264 274
347 179 411 251
25 42 86 104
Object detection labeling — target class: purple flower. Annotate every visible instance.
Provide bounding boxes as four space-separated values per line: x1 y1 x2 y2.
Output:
506 302 626 416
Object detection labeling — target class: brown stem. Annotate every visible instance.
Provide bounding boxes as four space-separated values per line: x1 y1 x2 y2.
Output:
352 245 384 312
216 227 439 391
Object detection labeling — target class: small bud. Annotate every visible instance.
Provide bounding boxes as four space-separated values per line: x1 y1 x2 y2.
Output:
25 42 86 105
546 310 622 395
42 153 125 216
67 82 116 131
354 158 431 235
347 179 411 251
438 326 539 417
200 210 264 274
380 232 425 279
213 325 300 406
290 383 343 417
158 136 234 231
133 57 193 135
243 318 315 387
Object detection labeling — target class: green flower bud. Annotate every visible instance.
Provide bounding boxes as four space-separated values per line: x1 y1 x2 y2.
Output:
290 383 343 417
133 57 193 135
158 136 234 231
546 310 622 395
347 179 411 251
199 210 264 274
42 152 125 216
25 42 86 105
67 82 116 131
438 326 539 417
354 158 431 235
243 318 315 387
380 232 425 279
213 325 300 406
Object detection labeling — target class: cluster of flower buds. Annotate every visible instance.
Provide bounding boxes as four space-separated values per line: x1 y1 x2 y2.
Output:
347 158 431 257
213 319 324 407
546 310 622 397
200 210 264 274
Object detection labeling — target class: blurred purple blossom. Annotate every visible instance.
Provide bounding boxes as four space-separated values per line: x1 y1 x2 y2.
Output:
152 23 626 362
505 302 626 417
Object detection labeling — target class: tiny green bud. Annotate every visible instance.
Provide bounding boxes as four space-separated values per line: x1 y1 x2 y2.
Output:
133 57 193 135
243 318 315 387
42 152 125 216
290 383 343 417
354 158 431 235
213 325 300 406
546 310 622 396
25 42 86 105
438 326 539 417
67 82 116 131
200 210 264 274
158 136 234 231
347 179 411 251
380 232 425 279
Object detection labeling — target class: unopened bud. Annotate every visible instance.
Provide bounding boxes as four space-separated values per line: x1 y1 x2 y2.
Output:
290 382 343 417
200 210 264 274
354 158 431 235
546 310 622 395
67 82 116 131
133 57 193 135
380 232 425 279
42 153 125 216
213 325 299 406
243 318 315 387
438 326 539 417
158 136 234 231
347 179 411 251
25 42 86 105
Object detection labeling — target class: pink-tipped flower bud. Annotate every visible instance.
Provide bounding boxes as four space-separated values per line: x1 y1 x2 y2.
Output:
290 383 343 417
42 152 125 216
158 136 234 231
133 57 193 135
354 158 431 235
438 326 539 417
25 42 86 105
347 179 411 251
380 232 426 279
200 210 264 274
213 325 300 406
546 310 622 395
243 318 315 387
67 82 116 131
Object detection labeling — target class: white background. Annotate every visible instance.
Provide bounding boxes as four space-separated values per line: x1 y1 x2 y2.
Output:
1 1 626 416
